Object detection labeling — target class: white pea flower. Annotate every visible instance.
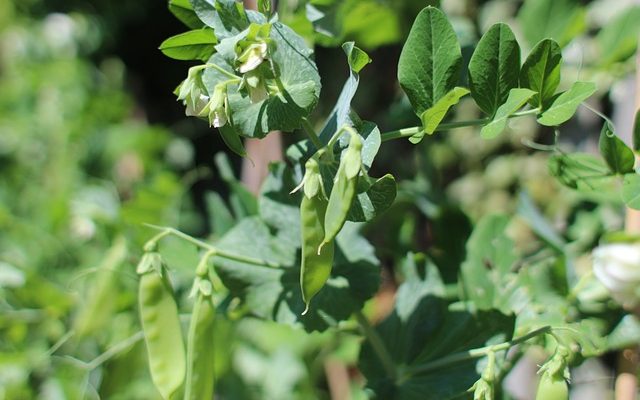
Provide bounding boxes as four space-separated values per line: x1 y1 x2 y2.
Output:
201 84 229 128
237 42 268 73
185 93 210 117
239 70 269 104
593 243 640 308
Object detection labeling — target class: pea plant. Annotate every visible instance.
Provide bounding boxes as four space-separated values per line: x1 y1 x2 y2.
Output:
137 0 640 399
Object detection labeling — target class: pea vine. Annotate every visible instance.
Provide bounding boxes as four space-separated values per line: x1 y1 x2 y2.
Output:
134 1 640 399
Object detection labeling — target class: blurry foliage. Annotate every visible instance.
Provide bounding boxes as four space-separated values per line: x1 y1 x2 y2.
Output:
2 0 640 398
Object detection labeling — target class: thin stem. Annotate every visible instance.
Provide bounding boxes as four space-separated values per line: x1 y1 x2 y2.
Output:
406 325 551 377
355 310 396 380
301 118 324 150
380 107 541 142
143 225 280 268
86 331 145 370
204 63 241 81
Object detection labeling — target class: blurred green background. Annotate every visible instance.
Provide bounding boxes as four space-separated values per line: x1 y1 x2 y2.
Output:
1 0 640 398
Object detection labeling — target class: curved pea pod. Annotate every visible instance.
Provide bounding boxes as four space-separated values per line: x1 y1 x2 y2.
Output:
184 280 216 400
535 372 568 400
219 124 246 157
300 194 335 314
138 254 186 400
321 134 363 250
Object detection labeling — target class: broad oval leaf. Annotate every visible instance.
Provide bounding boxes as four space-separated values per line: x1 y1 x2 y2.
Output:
468 23 520 116
398 6 462 115
159 28 217 61
480 88 536 139
520 39 562 108
599 122 635 175
537 81 596 126
189 0 264 39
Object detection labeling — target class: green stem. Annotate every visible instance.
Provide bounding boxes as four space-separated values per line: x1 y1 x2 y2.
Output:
204 63 241 81
301 118 324 150
355 310 397 380
405 325 551 377
381 108 541 142
144 225 281 268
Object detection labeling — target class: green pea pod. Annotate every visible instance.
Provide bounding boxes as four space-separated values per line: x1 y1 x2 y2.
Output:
184 284 216 400
535 372 568 400
321 134 363 249
218 124 246 157
300 194 335 314
138 257 186 400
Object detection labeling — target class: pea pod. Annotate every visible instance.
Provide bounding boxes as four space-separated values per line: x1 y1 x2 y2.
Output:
138 253 186 400
219 124 247 157
535 371 568 400
184 279 216 400
321 133 363 250
300 193 335 314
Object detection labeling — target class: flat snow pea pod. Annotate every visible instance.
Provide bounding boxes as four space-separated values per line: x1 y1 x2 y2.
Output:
300 194 335 314
138 253 186 400
321 134 363 250
184 279 216 400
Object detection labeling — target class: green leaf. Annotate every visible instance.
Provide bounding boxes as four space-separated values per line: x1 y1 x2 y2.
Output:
480 88 536 139
633 109 640 152
520 39 562 108
413 87 469 142
548 153 614 191
537 82 596 126
259 163 301 243
306 0 401 49
346 174 397 222
205 191 235 236
257 0 271 16
517 191 565 253
398 6 462 115
218 124 246 157
460 214 518 313
160 29 218 61
213 152 257 218
517 0 585 47
623 174 640 210
319 43 370 143
360 254 515 400
213 217 380 332
203 23 321 138
468 23 520 116
169 0 206 29
189 0 262 39
597 6 640 67
599 122 635 174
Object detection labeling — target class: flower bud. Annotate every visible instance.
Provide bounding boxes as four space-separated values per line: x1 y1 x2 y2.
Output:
237 42 268 73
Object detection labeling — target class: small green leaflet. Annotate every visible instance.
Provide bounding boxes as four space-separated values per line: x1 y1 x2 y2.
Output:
398 6 462 115
412 87 469 143
623 174 640 210
599 122 635 174
537 82 596 126
480 88 535 139
468 23 520 116
520 39 562 108
159 28 217 61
